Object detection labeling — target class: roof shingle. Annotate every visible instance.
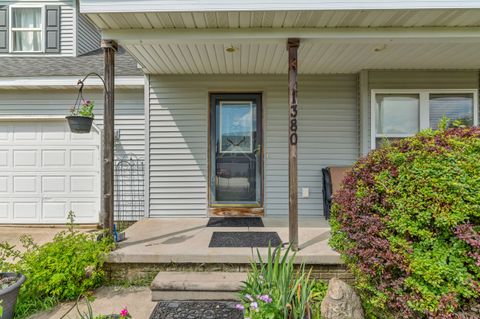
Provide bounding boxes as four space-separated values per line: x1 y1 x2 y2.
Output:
0 47 143 77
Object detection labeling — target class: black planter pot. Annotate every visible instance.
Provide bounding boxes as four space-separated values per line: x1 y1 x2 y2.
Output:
66 116 94 134
0 273 26 319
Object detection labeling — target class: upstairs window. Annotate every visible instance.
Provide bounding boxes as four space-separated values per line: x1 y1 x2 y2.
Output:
372 90 478 149
11 7 43 52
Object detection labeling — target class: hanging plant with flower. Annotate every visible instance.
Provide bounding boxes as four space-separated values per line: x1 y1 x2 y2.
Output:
66 78 96 134
66 73 105 134
71 99 95 118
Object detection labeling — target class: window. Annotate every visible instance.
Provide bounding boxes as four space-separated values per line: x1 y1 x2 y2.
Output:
429 94 474 128
10 6 43 52
372 90 478 149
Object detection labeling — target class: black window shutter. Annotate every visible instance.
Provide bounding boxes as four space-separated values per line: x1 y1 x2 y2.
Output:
0 6 8 53
45 5 61 53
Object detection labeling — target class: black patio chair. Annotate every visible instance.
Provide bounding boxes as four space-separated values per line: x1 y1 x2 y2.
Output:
322 167 333 220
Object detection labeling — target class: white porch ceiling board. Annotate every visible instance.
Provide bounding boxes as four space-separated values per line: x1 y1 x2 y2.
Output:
89 10 480 30
125 42 480 74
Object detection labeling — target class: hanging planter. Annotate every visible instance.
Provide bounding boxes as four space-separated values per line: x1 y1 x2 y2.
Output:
67 97 95 134
66 116 94 133
67 73 106 134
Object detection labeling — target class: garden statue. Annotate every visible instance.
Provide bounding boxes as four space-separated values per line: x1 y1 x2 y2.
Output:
321 278 364 319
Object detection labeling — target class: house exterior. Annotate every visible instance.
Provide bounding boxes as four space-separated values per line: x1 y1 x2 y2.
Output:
0 0 144 224
76 0 480 232
3 0 480 232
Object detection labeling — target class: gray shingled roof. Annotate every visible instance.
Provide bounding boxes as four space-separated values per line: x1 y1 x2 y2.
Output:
0 47 143 77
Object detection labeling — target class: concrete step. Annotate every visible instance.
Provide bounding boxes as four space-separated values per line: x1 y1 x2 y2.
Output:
150 272 247 301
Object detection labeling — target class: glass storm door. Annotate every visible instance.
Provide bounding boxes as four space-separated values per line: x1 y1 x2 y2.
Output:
210 94 262 209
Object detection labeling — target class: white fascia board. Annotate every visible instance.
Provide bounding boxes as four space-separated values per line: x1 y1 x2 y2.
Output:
103 27 480 45
80 0 480 13
0 76 145 88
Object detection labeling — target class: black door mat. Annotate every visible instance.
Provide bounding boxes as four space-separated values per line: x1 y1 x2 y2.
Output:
150 301 243 319
207 217 264 228
209 231 282 248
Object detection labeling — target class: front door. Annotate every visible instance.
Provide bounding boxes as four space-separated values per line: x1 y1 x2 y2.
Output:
209 93 263 216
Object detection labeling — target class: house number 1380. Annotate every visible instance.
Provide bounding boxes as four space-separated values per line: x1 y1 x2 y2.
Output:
290 103 298 145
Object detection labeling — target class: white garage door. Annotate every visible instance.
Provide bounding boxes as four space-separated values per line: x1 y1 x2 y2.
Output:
0 120 101 224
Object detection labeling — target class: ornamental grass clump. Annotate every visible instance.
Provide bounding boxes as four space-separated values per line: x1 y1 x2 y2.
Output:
239 246 327 319
330 124 480 318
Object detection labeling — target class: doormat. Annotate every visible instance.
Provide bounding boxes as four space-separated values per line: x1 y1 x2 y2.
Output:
208 231 282 248
150 301 243 319
207 217 264 228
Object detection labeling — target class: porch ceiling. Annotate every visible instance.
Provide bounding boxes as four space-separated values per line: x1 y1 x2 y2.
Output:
85 6 480 75
121 41 480 74
87 9 480 29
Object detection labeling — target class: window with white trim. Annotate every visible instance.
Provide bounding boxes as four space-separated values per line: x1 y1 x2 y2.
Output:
371 90 478 149
10 6 43 53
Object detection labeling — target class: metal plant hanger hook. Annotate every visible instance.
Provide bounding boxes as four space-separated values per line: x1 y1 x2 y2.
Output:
72 72 108 114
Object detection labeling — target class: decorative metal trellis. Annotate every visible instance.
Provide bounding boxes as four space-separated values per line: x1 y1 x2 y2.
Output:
114 154 145 227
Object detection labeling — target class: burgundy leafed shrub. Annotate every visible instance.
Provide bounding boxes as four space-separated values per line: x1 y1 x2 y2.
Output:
330 126 480 318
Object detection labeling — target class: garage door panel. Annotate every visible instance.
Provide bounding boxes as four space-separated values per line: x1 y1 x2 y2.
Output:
42 150 66 167
70 149 96 168
0 151 7 166
1 120 100 224
13 201 40 221
43 201 67 220
13 124 39 141
41 122 68 141
0 176 8 192
70 175 96 193
71 131 96 142
14 150 38 167
42 176 66 193
0 202 8 219
13 176 37 193
71 201 97 219
0 125 9 141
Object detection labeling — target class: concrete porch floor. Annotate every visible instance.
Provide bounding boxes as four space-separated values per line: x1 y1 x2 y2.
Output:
109 217 341 265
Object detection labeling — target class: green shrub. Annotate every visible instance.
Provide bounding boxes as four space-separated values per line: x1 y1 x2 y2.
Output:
0 214 114 318
238 246 327 319
330 126 480 318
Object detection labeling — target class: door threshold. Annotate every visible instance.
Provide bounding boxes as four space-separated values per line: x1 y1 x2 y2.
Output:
209 207 264 217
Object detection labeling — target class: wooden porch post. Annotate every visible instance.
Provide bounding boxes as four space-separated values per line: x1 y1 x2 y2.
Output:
101 39 117 235
288 38 300 251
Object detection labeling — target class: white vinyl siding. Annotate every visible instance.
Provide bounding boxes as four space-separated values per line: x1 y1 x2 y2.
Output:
0 0 75 56
148 74 358 217
0 88 145 158
366 70 479 150
76 11 100 56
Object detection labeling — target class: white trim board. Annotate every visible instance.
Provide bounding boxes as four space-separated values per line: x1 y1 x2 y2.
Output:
0 76 145 88
80 0 480 13
103 27 480 45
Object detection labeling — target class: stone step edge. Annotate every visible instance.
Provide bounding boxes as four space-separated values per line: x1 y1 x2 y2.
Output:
150 271 247 292
151 290 240 301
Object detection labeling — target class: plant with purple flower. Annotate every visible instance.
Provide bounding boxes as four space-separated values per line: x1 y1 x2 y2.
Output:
258 295 272 304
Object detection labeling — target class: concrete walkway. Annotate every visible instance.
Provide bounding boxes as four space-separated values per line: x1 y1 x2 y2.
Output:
31 286 156 319
109 217 340 265
0 226 97 254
